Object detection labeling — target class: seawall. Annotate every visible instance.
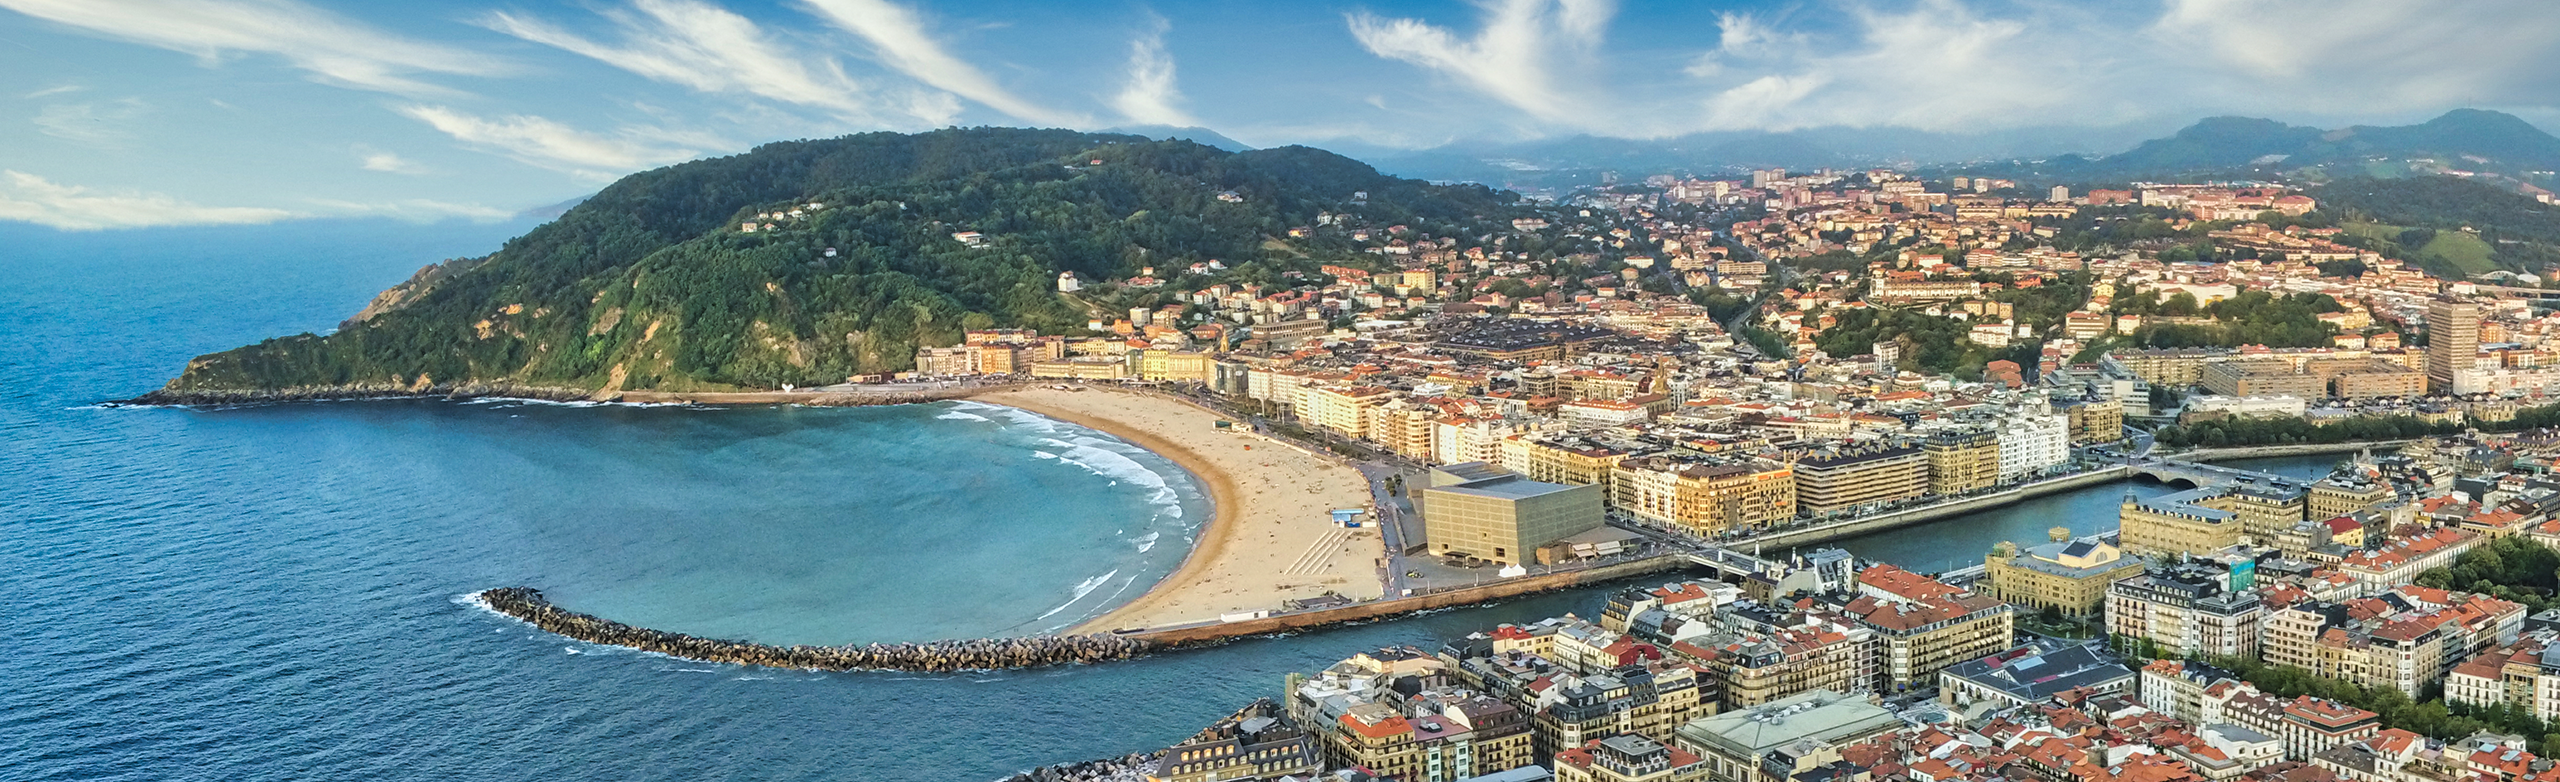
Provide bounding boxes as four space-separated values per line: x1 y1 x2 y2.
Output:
1737 466 2136 551
2175 440 2409 462
475 587 1155 672
1130 554 1691 647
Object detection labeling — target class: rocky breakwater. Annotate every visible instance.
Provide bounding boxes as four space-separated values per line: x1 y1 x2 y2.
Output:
120 382 599 406
475 587 1157 673
993 752 1160 782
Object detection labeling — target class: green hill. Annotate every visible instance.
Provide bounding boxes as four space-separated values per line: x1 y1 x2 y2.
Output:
160 128 1519 395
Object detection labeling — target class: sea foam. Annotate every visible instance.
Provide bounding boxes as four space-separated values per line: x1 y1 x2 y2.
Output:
1032 569 1121 621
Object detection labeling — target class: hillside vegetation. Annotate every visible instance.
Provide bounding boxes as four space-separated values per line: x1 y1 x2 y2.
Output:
165 128 1517 392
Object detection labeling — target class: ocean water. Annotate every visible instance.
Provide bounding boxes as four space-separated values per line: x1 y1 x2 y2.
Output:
0 219 2337 781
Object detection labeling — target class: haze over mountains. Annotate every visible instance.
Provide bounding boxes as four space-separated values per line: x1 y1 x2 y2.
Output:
1110 110 2560 191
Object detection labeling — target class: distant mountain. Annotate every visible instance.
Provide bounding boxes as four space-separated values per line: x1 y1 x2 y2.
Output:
2017 109 2560 182
1328 110 2560 190
1342 122 2177 188
155 128 1517 395
1102 125 1252 152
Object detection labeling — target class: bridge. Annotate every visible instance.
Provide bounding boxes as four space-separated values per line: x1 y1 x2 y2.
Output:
2474 284 2560 300
2124 457 2301 489
1682 544 1785 582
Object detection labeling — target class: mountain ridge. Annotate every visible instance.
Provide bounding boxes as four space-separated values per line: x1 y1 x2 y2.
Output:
158 127 1519 395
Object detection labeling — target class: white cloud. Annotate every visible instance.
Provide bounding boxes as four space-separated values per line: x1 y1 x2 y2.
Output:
1111 15 1194 127
2146 0 2560 116
308 198 514 222
800 0 1085 126
480 0 901 123
1679 0 2560 134
397 105 700 180
358 151 427 175
1691 0 2093 132
0 0 503 94
0 170 295 230
1347 0 1617 126
1335 0 2560 139
24 84 83 98
33 98 148 147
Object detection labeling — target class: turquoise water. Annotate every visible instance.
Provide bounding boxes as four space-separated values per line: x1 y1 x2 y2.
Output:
0 218 2338 781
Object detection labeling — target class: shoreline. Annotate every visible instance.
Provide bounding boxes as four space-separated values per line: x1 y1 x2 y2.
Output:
973 389 1244 634
971 385 1384 633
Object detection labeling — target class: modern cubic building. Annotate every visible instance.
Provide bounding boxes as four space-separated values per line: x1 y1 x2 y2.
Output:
1420 463 1606 565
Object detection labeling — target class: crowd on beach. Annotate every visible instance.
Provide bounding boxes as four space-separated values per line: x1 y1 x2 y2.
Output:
476 587 1157 673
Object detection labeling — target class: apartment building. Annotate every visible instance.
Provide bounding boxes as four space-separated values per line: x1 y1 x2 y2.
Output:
1996 411 2071 482
1835 564 2016 692
1692 623 1876 709
1290 649 1536 782
1553 735 1708 782
1507 436 1632 489
2444 633 2560 720
1792 445 1928 517
1611 456 1798 537
1925 430 2001 496
2308 477 2393 519
2105 348 2236 387
2262 586 2525 698
1147 700 1324 782
2106 559 2264 658
1297 385 1394 439
2200 360 2327 398
2062 398 2125 444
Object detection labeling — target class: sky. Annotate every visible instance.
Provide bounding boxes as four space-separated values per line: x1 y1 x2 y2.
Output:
1 0 2556 230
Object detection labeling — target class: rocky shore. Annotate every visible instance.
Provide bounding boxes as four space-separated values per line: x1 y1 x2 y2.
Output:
119 382 603 406
992 752 1161 782
476 587 1158 673
117 381 1014 408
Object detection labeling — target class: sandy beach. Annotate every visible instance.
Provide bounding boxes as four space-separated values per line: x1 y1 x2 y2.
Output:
971 385 1385 632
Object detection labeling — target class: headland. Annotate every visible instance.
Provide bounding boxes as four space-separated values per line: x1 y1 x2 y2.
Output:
970 384 1387 633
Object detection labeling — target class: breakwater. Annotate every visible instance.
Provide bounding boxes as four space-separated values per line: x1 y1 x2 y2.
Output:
120 381 1012 408
122 382 600 406
993 752 1159 782
475 587 1156 672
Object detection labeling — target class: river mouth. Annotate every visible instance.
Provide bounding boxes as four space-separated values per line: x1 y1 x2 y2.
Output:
263 398 1209 646
1796 454 2350 571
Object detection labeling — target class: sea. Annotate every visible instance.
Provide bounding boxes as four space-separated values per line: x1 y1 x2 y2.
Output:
0 217 2341 781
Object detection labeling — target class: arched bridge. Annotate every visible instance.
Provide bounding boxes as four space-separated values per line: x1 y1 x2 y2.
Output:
2125 458 2297 489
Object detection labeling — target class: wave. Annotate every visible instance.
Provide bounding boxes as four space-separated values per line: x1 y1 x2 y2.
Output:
1133 531 1160 553
1031 569 1120 622
1036 437 1170 491
984 405 1063 434
936 410 991 422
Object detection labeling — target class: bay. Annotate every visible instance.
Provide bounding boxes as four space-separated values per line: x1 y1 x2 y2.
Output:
0 218 2340 781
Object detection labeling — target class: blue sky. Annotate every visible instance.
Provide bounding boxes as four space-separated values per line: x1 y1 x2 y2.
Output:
2 0 2556 230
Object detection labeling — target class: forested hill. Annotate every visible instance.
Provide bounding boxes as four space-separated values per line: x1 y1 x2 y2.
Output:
160 128 1519 394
